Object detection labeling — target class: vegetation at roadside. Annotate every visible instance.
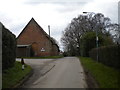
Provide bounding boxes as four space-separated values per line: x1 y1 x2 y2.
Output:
80 32 114 57
61 12 119 57
2 61 32 88
89 45 120 69
17 56 63 59
79 57 119 88
2 23 16 70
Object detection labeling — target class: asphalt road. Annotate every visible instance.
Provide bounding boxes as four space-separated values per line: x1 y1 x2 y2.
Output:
17 57 87 88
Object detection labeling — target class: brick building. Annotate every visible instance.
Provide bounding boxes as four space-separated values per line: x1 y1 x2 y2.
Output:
16 18 59 57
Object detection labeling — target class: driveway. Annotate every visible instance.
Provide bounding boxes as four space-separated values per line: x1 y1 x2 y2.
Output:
16 57 87 88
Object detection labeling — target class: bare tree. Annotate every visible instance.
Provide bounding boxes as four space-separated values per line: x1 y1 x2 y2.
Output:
61 13 116 56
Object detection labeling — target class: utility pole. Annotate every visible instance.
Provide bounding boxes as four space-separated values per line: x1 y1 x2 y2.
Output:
83 12 99 62
96 27 99 62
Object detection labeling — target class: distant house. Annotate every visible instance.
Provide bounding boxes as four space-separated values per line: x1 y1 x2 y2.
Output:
16 18 59 57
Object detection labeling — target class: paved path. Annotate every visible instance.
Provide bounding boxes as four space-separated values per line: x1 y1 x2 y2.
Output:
17 57 87 88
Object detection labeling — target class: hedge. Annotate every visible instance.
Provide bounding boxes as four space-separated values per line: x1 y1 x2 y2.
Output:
80 32 114 57
89 45 120 69
2 23 16 70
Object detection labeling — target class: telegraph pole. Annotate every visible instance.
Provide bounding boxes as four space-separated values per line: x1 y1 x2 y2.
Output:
96 28 99 62
83 12 99 62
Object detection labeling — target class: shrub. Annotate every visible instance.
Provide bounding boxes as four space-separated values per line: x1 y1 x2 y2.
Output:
81 32 114 57
2 23 16 70
89 45 120 69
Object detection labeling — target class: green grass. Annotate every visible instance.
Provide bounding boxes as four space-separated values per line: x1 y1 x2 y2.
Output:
79 57 119 88
17 56 63 59
2 61 32 88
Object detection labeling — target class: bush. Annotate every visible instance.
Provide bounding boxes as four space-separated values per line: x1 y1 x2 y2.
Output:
89 45 120 69
81 32 114 57
2 24 16 70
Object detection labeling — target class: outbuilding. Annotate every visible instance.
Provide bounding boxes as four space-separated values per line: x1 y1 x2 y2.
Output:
16 18 59 57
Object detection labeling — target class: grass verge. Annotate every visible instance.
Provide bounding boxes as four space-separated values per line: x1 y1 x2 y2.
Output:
79 57 119 88
17 56 63 59
2 61 32 88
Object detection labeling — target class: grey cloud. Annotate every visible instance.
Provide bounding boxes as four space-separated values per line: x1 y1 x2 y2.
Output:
54 2 86 13
23 0 92 5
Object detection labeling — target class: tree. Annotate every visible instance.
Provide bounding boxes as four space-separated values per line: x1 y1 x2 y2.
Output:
108 24 120 44
61 13 115 56
81 32 114 57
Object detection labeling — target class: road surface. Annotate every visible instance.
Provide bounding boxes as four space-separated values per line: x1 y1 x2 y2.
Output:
17 57 87 88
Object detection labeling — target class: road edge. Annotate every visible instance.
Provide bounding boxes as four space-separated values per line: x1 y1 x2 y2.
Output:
78 57 99 88
83 68 99 88
13 62 56 88
12 68 33 88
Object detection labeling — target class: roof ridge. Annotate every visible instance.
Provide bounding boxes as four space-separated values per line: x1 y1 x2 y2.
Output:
17 18 58 47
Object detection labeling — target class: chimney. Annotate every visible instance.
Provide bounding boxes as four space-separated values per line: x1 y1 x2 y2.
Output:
48 25 50 38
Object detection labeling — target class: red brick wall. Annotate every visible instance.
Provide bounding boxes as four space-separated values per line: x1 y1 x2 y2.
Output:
17 19 59 57
17 20 46 45
51 44 59 56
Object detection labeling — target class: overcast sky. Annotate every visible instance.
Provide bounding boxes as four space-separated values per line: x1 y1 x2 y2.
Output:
0 0 119 50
